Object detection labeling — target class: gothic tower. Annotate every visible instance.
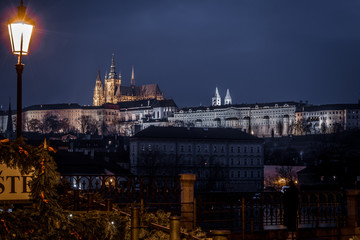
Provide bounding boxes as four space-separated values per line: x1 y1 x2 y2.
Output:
6 99 13 133
224 89 232 105
93 70 105 106
212 87 221 106
104 54 119 104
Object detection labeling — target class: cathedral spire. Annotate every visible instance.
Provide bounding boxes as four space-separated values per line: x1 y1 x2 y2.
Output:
131 66 135 87
108 53 117 79
96 69 101 82
93 70 104 106
111 53 115 71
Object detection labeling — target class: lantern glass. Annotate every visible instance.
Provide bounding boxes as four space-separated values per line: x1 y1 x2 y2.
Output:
8 21 34 55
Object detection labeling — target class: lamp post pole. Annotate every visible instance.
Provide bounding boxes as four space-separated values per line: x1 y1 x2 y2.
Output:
16 56 24 138
8 0 34 138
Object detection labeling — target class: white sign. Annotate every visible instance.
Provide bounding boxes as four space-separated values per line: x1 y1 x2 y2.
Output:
0 164 32 201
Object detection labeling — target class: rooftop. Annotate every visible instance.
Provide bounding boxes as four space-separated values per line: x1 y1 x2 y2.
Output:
131 126 263 142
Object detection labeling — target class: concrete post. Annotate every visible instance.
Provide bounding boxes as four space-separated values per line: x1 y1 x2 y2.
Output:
74 190 79 211
210 230 231 240
131 207 140 240
88 193 94 211
106 199 112 211
180 174 196 231
346 190 360 227
170 216 181 240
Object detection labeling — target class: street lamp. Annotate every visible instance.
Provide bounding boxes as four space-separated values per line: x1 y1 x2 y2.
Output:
8 0 34 138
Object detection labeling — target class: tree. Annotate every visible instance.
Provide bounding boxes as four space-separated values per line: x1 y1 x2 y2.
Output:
320 122 327 134
78 115 98 134
265 166 298 190
58 118 71 133
288 122 294 136
28 118 42 132
43 113 59 133
276 166 298 184
293 120 305 135
330 122 342 134
276 121 284 137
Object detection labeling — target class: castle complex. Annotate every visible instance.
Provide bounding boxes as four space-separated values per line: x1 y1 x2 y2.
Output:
1 58 359 138
93 55 164 106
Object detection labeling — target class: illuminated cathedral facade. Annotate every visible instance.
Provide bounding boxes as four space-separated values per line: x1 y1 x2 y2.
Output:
93 55 164 106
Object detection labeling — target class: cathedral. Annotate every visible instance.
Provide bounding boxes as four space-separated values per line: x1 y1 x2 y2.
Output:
93 55 164 106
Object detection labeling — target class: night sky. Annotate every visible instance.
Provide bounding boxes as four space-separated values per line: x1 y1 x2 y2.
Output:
0 0 359 109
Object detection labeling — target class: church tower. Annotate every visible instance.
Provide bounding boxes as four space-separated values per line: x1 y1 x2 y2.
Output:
224 89 232 105
131 66 135 87
93 70 105 106
212 87 221 106
104 54 119 104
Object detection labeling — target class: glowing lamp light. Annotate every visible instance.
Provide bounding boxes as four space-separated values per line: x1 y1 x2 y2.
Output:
8 22 33 55
8 1 34 57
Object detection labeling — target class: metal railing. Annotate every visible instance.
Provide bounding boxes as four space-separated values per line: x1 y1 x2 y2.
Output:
60 175 348 235
196 191 347 232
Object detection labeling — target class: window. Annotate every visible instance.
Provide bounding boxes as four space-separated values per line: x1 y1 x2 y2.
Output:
230 146 234 153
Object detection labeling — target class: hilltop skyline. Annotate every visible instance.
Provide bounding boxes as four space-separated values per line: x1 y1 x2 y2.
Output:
0 0 359 109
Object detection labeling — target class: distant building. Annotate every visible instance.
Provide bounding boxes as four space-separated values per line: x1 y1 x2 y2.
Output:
170 102 298 137
93 55 164 106
2 98 177 136
295 103 360 134
130 126 264 192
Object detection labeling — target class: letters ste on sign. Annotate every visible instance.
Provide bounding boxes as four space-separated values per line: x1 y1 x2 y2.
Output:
0 164 32 202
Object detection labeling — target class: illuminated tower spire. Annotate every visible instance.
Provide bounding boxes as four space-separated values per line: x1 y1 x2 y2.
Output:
93 69 104 106
108 53 117 79
224 89 232 105
212 87 221 106
131 66 135 87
